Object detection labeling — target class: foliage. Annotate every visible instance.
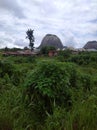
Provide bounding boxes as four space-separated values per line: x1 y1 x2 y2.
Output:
65 88 97 130
26 29 35 51
68 51 97 66
24 62 69 120
56 49 72 62
40 46 56 55
45 107 66 130
3 47 22 52
0 60 15 77
59 49 72 58
0 52 97 130
24 61 90 123
0 59 24 87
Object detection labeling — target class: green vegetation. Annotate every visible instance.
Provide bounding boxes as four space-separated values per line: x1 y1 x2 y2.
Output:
0 51 97 130
26 29 35 51
40 46 56 55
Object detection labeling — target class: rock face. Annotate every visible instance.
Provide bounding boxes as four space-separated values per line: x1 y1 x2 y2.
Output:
84 41 97 49
39 34 63 49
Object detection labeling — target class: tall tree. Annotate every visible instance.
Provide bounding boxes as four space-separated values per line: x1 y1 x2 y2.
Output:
26 29 35 51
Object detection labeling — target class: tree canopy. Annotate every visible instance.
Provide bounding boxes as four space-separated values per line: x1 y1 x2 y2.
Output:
26 29 35 51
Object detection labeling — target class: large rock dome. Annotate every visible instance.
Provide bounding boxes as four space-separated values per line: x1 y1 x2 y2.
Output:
39 34 63 49
84 41 97 49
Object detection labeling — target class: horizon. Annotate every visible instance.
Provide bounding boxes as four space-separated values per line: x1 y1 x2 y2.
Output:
0 0 97 48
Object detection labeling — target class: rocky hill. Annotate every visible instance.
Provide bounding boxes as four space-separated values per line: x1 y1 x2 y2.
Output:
39 34 63 49
84 41 97 49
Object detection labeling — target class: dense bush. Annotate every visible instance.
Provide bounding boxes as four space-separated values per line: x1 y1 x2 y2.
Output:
24 61 91 123
40 46 56 55
0 60 23 87
0 60 15 77
68 52 97 65
59 49 72 58
15 56 36 64
0 53 97 130
24 62 77 120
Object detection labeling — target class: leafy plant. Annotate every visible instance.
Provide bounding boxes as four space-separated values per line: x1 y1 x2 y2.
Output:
24 61 79 122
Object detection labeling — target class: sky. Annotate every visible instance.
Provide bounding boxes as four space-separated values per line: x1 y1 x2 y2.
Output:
0 0 97 48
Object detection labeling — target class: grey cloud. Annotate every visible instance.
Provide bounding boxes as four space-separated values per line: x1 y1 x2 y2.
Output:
89 19 97 23
14 39 27 47
65 37 77 48
0 0 97 48
0 0 25 18
0 38 13 48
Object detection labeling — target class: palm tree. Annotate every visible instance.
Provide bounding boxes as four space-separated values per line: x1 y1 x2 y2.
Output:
26 29 35 51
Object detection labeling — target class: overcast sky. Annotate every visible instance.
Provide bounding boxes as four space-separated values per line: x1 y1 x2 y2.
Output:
0 0 97 48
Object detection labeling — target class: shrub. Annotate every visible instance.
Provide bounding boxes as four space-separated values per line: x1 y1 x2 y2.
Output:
24 61 79 121
68 52 97 65
40 46 56 55
0 60 23 87
0 60 14 77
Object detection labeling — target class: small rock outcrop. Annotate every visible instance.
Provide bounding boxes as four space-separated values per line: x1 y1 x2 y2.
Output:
39 34 63 49
84 41 97 49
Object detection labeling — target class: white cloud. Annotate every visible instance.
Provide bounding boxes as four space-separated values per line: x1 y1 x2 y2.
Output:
0 0 97 48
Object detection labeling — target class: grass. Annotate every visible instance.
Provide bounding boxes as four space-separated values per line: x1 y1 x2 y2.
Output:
0 53 97 130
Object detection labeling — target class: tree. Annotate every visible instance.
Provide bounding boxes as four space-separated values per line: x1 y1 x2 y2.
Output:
26 29 35 51
4 46 9 51
24 46 29 50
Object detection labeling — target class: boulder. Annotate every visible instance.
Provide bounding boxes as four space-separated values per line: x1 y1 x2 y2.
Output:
39 34 63 49
84 41 97 49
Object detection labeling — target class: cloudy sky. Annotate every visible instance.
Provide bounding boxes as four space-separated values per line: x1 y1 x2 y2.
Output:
0 0 97 48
